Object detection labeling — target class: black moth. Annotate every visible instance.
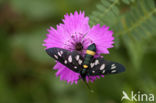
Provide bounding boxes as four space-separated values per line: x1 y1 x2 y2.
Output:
46 43 125 82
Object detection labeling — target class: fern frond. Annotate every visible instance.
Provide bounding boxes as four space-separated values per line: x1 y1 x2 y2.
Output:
89 0 120 27
120 0 156 69
122 0 135 4
118 0 156 40
90 0 156 40
89 0 156 69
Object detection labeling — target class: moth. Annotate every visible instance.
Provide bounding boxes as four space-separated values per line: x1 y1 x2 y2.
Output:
46 43 125 82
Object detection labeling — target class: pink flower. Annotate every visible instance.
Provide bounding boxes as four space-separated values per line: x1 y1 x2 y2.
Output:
43 11 114 84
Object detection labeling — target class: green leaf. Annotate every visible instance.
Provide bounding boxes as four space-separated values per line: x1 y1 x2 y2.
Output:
122 0 135 4
123 36 146 69
89 0 120 27
118 0 156 40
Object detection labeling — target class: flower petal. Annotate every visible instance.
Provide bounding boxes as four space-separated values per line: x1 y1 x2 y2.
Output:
43 24 70 49
86 75 104 83
43 11 113 84
86 24 114 54
63 11 90 34
54 62 80 84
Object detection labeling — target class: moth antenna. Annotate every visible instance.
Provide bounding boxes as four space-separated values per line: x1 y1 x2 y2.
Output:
80 32 88 42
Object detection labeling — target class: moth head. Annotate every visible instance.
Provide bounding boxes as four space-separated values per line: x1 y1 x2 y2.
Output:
75 42 83 51
87 43 96 52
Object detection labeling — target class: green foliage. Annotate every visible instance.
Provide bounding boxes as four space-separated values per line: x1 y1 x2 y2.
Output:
90 0 156 68
119 0 156 39
90 0 156 39
122 0 135 5
90 0 120 27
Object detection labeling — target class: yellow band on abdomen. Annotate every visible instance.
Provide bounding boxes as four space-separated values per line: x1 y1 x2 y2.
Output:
86 50 95 56
83 65 88 68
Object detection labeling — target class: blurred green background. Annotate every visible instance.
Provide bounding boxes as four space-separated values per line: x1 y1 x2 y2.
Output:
0 0 156 103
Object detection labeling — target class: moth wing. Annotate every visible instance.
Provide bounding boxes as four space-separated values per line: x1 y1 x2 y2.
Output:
87 57 125 76
46 48 83 73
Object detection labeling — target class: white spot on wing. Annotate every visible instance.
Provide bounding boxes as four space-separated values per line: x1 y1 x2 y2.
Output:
92 71 95 73
68 55 72 62
111 66 116 69
95 60 99 65
64 60 67 64
111 64 116 69
90 63 94 68
102 70 105 73
54 55 58 59
111 70 116 73
74 66 77 69
75 55 80 61
100 64 105 70
58 52 61 57
78 59 82 65
60 51 63 55
112 64 115 67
